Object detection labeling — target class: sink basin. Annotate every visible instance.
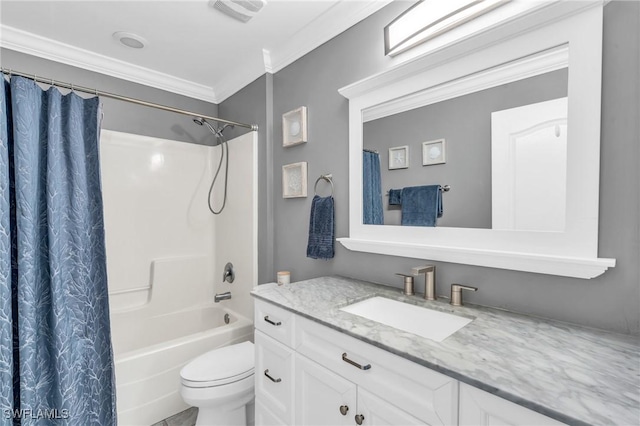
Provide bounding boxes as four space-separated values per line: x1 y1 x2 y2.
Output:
339 296 472 342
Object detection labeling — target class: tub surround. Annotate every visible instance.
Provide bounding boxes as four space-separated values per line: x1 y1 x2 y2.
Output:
251 276 640 425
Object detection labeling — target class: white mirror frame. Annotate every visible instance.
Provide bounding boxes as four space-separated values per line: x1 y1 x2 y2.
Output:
338 1 615 279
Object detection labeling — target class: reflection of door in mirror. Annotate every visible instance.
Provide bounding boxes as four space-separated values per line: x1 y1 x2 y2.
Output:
491 97 567 232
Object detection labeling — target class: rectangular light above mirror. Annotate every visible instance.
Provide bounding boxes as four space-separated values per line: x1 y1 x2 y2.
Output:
384 0 511 56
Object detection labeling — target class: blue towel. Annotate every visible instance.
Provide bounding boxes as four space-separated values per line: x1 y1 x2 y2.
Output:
388 189 402 205
400 185 442 227
306 195 335 259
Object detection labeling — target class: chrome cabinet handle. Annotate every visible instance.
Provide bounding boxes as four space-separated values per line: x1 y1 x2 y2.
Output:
264 316 281 326
339 405 349 416
355 414 365 425
264 369 281 383
342 353 371 370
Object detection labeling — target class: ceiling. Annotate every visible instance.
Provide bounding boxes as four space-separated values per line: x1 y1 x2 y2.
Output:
0 0 392 103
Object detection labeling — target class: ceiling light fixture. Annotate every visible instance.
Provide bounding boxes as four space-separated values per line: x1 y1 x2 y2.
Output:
384 0 511 56
113 31 147 49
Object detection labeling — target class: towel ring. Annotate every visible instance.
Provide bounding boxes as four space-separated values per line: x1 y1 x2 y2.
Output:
314 174 334 197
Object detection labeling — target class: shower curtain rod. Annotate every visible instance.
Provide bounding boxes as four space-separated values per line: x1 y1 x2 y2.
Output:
1 67 258 131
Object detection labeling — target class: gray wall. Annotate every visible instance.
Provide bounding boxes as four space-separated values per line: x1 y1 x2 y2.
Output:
0 49 220 145
265 1 639 335
364 69 568 228
219 74 274 285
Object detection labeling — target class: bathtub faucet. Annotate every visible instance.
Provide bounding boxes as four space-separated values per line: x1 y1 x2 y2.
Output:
214 291 232 303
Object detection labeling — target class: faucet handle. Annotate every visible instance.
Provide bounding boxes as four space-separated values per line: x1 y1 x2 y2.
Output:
450 284 477 306
395 273 415 296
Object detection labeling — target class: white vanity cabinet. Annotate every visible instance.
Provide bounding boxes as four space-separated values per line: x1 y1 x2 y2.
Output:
458 384 565 426
254 299 458 426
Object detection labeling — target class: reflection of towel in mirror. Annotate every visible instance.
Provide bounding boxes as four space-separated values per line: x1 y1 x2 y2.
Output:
306 195 335 259
400 185 442 227
388 189 402 205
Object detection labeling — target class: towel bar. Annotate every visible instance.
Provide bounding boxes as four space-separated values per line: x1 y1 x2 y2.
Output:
386 185 450 195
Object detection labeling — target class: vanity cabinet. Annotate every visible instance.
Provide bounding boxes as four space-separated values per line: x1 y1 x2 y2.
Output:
458 383 565 426
254 298 567 426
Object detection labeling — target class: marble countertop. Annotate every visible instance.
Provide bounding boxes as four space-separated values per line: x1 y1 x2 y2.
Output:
251 276 640 426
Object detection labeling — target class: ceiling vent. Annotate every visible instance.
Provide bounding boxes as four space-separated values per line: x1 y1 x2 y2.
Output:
210 0 267 23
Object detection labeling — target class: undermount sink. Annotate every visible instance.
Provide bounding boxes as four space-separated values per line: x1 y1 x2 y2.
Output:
339 296 472 342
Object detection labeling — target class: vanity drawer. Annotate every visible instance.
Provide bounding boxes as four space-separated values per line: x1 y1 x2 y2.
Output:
255 299 295 346
255 331 295 424
295 316 458 425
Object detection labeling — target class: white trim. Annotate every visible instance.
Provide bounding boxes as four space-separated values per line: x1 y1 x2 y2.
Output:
266 0 393 74
337 238 615 279
340 2 613 279
0 25 218 103
363 44 569 122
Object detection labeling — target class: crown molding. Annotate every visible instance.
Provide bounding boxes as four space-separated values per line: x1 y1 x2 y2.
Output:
266 0 393 74
0 25 219 103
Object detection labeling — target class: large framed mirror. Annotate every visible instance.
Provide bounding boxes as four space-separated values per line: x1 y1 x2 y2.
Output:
338 2 615 278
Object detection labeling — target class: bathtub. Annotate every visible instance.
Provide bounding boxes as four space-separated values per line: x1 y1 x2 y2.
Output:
111 304 254 426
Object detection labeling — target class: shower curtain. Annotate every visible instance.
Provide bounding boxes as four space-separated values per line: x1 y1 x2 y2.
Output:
0 76 116 425
362 150 383 225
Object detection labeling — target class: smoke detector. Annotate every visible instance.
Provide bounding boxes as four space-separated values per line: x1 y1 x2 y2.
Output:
209 0 267 23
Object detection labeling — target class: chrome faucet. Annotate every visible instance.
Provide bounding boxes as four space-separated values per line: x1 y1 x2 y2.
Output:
214 291 232 303
222 262 235 283
412 265 436 300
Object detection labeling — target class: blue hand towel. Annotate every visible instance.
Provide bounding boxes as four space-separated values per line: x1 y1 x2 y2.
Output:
388 189 402 205
306 195 335 260
400 185 442 227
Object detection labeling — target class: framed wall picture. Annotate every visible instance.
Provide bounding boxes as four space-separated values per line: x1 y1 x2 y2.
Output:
282 106 308 147
282 162 308 198
422 139 446 165
388 145 409 169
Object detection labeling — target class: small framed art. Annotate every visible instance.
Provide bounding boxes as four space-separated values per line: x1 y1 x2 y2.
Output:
422 139 446 166
388 145 409 170
282 162 308 198
282 106 308 147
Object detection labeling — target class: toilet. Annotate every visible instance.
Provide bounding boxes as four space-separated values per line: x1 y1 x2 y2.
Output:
180 341 255 426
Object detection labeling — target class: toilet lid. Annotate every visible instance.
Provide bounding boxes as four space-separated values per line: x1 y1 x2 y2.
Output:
181 341 254 386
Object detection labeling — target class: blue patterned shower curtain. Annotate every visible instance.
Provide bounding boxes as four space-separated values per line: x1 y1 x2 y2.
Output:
362 151 383 225
0 76 116 425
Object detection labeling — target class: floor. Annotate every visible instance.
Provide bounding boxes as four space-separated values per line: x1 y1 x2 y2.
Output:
151 407 198 426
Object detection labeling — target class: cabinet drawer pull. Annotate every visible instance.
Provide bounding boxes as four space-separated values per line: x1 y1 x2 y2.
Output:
264 316 281 326
342 353 371 370
355 414 365 425
264 369 282 383
339 405 349 416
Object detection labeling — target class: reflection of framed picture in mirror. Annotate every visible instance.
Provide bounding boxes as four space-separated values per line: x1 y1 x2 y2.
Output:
282 106 308 147
282 161 308 198
388 145 409 169
422 139 446 166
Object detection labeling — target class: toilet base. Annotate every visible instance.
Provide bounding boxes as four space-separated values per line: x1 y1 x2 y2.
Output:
196 404 246 426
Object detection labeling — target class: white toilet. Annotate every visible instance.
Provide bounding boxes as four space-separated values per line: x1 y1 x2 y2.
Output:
180 341 255 426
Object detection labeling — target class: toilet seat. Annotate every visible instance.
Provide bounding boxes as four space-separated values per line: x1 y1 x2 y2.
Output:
180 341 255 388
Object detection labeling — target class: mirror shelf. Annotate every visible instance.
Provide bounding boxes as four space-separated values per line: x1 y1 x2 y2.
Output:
339 1 615 279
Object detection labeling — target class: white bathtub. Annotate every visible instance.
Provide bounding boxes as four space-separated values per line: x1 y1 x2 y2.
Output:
111 304 254 426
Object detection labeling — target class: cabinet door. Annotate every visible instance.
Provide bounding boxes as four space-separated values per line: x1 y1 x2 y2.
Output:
459 383 566 426
255 331 295 424
295 354 357 426
358 388 427 426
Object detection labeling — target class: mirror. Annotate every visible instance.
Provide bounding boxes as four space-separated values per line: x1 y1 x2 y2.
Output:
338 3 615 278
363 69 568 230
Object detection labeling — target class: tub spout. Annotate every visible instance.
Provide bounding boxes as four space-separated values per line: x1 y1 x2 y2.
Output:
214 291 232 303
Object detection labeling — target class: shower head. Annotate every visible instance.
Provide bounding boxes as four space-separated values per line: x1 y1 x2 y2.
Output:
192 117 234 141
